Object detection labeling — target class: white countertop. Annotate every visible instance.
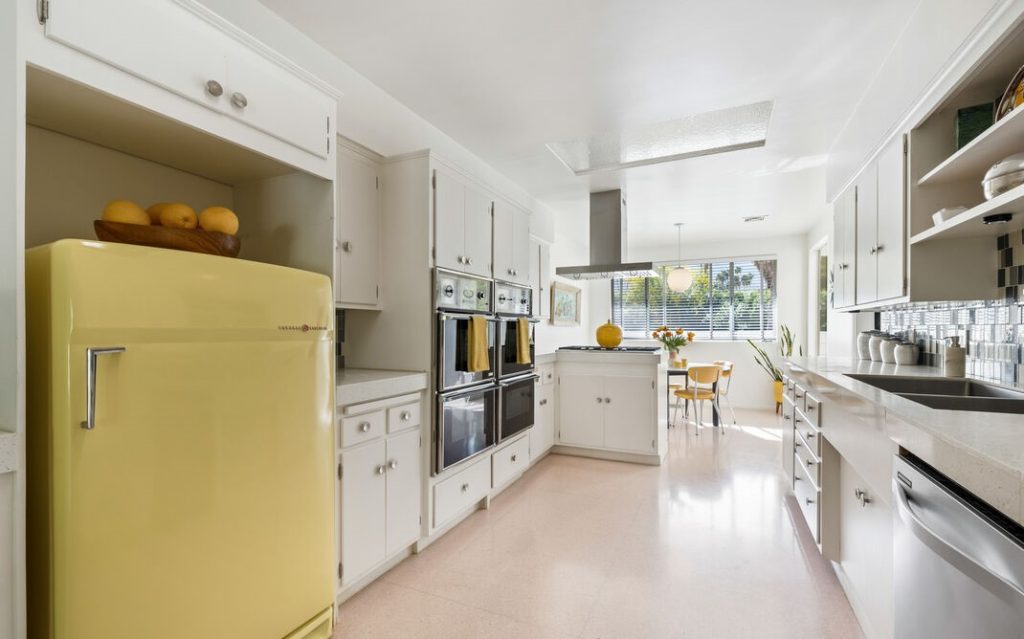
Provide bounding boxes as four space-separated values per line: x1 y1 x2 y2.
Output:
786 356 1024 522
337 368 428 406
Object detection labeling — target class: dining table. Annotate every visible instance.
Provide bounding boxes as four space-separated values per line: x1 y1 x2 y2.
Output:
665 363 720 427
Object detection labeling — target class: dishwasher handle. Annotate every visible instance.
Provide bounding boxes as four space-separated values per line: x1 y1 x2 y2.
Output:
896 483 1024 603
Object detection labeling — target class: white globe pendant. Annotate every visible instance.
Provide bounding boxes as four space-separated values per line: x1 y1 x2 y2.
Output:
667 266 693 292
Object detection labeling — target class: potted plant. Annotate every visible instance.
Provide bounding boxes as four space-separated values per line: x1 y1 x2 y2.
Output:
747 339 784 412
652 326 696 367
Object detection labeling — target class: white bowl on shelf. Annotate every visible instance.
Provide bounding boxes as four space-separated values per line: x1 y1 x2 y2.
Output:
932 206 968 226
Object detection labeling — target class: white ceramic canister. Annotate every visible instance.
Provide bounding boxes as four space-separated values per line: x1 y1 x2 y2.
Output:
857 331 876 360
944 336 966 377
894 341 919 366
880 337 899 364
869 334 888 362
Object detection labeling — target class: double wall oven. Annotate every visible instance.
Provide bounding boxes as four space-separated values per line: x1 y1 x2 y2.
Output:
433 270 537 475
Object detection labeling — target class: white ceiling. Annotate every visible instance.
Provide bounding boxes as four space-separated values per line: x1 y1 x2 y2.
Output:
261 0 918 248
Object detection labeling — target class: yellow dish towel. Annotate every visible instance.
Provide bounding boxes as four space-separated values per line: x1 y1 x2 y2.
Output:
516 317 532 365
468 315 490 372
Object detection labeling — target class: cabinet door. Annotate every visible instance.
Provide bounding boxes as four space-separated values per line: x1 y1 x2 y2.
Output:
530 383 555 456
603 375 655 453
781 399 795 487
335 151 381 307
876 136 906 301
557 374 604 448
463 185 493 278
340 441 386 586
538 242 551 318
433 169 466 273
45 0 228 113
385 430 422 556
226 44 334 158
855 163 878 305
492 198 516 281
512 208 531 285
841 187 858 308
832 198 846 309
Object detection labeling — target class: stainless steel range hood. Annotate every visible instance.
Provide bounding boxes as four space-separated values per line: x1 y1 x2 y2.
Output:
555 190 657 281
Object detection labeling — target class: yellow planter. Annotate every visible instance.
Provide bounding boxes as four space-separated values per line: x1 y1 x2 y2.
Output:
774 380 784 412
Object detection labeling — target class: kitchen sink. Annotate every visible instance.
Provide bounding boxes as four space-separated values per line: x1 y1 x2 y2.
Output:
845 374 1024 414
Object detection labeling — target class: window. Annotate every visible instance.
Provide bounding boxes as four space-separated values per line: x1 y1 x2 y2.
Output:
611 258 778 340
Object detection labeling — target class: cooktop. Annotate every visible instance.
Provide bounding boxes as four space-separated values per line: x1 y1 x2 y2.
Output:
558 346 661 352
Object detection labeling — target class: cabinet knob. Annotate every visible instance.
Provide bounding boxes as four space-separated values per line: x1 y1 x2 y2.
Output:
511 454 517 462
388 459 398 470
539 399 547 406
466 256 473 265
205 80 223 97
401 411 411 421
596 397 603 403
875 244 884 253
461 483 469 492
231 91 248 109
604 397 611 403
375 465 385 476
359 422 371 433
805 431 815 439
805 459 816 466
341 241 353 253
805 497 815 506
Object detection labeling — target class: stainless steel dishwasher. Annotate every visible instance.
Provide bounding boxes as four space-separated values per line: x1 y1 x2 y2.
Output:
894 453 1024 639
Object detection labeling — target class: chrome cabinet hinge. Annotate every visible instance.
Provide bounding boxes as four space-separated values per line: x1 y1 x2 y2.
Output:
38 0 49 24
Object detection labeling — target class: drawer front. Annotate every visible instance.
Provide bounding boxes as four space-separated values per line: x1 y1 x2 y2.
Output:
433 456 491 528
387 401 421 434
492 436 530 488
793 456 820 542
803 393 822 428
793 408 821 457
794 430 821 487
792 382 807 407
339 410 386 448
539 365 555 385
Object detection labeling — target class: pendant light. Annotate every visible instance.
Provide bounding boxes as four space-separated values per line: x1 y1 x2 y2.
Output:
667 223 693 292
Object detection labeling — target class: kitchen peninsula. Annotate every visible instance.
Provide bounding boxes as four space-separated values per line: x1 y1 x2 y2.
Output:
552 346 667 465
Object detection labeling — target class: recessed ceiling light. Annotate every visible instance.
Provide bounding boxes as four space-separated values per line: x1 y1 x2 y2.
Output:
743 215 769 223
546 101 773 176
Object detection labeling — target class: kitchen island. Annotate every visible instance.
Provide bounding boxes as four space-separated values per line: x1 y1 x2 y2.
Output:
552 348 667 465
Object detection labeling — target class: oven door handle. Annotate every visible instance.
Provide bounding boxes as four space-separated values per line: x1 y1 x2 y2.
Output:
499 374 540 387
438 384 498 401
438 312 499 322
895 483 1024 602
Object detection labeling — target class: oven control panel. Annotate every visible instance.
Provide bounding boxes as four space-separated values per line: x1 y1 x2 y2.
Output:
494 283 532 317
436 270 492 312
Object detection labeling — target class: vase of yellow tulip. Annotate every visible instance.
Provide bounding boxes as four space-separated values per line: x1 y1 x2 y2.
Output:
651 326 696 367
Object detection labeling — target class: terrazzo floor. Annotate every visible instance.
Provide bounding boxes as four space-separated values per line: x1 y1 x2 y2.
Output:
332 409 864 638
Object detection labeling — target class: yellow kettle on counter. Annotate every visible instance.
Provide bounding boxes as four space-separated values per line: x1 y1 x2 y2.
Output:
596 319 623 348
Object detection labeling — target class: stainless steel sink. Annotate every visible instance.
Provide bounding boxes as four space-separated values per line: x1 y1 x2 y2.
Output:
844 374 1024 414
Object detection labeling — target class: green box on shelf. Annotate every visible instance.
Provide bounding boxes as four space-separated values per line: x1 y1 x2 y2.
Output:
955 102 995 150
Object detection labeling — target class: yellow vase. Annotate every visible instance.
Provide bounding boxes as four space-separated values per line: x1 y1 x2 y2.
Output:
773 380 784 412
596 319 623 348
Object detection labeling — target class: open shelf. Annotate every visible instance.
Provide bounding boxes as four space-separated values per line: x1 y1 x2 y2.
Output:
917 104 1024 187
910 181 1024 244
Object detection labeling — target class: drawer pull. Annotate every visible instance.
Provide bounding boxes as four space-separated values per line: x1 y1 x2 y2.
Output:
461 483 470 492
596 397 603 403
539 399 548 406
805 497 815 506
400 411 411 421
807 404 816 411
794 475 802 481
359 422 371 433
805 459 817 466
783 414 791 421
804 431 815 439
604 397 611 403
854 488 872 507
231 91 248 109
205 80 223 97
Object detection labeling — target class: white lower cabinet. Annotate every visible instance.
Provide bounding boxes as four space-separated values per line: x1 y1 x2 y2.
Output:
781 394 795 486
433 455 491 529
558 372 656 454
839 457 894 639
530 379 555 458
492 436 530 488
338 396 423 591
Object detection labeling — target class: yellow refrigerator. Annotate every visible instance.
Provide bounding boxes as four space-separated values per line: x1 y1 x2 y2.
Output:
26 240 335 639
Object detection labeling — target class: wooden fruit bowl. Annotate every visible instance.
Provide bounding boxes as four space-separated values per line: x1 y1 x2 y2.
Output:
94 220 241 258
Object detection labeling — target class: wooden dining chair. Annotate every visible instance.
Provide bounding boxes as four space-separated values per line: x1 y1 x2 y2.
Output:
713 360 738 425
673 365 722 435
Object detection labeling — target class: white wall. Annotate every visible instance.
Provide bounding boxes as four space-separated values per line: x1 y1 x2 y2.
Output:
584 234 809 409
534 207 594 355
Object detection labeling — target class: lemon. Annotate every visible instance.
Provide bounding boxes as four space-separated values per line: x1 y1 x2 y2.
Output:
198 206 239 235
102 200 149 225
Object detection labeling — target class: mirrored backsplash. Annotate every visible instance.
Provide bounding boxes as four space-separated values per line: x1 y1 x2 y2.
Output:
879 231 1024 388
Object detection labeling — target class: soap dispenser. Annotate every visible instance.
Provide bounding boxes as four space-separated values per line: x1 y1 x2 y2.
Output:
944 336 966 377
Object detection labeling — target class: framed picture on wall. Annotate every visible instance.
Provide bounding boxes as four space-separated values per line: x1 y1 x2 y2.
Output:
550 281 581 326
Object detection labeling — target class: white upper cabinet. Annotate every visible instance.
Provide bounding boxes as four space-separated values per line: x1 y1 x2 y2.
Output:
855 163 879 305
493 198 530 285
433 168 492 278
43 0 334 160
335 148 382 309
833 187 857 309
874 136 907 302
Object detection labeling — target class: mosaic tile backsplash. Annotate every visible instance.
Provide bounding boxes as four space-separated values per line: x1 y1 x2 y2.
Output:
879 231 1024 390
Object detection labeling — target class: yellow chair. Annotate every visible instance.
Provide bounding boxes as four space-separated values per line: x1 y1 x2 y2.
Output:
713 360 738 425
673 365 722 435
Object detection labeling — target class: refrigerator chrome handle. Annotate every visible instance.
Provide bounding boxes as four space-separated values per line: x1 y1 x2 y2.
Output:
896 483 1024 600
81 346 126 430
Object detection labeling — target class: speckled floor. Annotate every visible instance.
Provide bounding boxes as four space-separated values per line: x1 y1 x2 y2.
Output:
332 409 864 639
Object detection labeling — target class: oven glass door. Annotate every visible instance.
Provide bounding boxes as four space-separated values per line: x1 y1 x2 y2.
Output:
437 385 497 473
497 319 535 379
438 313 495 391
499 375 537 441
